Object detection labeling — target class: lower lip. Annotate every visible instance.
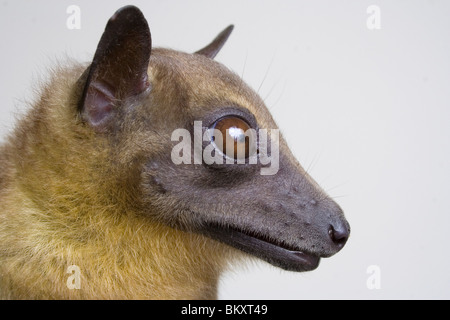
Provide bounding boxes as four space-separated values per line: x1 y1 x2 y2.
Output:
203 224 321 272
289 250 321 269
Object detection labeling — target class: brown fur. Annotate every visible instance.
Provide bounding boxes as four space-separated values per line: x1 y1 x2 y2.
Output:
0 52 246 299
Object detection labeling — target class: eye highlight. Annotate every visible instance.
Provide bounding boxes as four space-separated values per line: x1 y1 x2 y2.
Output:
211 116 256 160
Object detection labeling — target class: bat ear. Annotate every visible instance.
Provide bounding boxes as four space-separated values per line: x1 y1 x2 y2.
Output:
195 25 234 59
78 5 151 132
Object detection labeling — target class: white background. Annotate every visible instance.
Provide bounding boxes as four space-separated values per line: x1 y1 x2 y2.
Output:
1 0 449 299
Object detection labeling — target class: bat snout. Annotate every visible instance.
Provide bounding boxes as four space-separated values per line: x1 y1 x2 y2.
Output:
302 199 350 258
328 219 350 250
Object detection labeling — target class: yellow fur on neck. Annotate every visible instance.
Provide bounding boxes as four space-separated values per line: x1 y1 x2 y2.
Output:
0 186 228 299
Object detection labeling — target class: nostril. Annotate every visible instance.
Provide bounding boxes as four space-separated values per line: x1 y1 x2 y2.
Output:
328 224 349 247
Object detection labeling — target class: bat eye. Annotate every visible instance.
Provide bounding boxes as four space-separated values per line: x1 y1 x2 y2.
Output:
211 116 256 160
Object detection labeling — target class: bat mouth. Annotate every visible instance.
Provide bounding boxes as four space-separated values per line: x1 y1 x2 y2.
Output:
203 223 320 272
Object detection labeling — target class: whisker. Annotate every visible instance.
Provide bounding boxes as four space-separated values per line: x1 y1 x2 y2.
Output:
266 78 287 111
257 51 277 95
329 194 349 200
324 180 350 196
237 50 248 96
304 152 321 177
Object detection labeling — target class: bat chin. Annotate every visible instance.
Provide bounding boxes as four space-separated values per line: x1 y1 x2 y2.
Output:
202 223 321 272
